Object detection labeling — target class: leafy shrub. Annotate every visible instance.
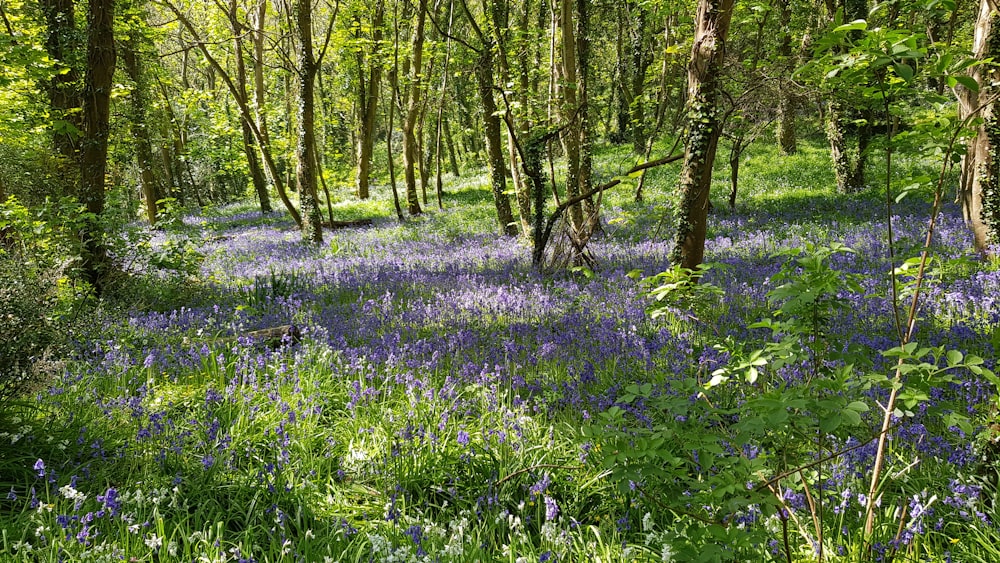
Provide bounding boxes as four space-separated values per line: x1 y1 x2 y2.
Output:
590 243 994 560
0 197 85 402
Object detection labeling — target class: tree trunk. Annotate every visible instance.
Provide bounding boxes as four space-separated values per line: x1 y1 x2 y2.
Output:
775 0 797 154
826 101 870 193
230 0 271 213
670 0 734 271
575 0 594 224
475 48 518 236
961 0 1000 254
402 0 427 215
295 0 322 244
79 0 116 293
443 115 460 176
826 0 869 194
162 0 301 226
41 0 83 178
121 38 162 225
558 0 583 231
354 1 384 200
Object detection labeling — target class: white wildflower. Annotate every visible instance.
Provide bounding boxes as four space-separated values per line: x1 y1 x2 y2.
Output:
144 533 162 550
58 485 87 503
642 511 654 532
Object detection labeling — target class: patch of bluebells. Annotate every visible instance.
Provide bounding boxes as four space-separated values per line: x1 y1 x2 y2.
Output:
6 194 997 558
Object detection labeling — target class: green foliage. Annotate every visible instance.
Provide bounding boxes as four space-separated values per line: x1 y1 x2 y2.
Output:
0 196 92 404
139 199 206 275
238 268 308 313
640 263 725 333
590 242 994 559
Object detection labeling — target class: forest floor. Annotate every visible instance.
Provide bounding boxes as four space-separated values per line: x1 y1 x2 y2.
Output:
1 137 999 562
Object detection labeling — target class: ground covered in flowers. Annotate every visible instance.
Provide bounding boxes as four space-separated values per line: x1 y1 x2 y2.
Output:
1 143 999 561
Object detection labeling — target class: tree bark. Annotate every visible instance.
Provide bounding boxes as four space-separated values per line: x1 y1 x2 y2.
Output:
558 0 583 231
121 38 162 225
775 0 796 154
961 0 1000 254
827 101 870 193
443 115 460 176
402 0 428 215
475 47 518 236
670 0 734 271
295 0 323 244
79 0 116 293
230 0 271 213
41 0 83 176
825 0 869 194
354 1 384 200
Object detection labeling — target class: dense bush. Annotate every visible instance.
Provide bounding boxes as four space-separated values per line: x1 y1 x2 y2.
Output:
0 197 88 404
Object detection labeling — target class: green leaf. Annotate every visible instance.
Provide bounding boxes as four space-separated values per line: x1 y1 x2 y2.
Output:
841 408 862 426
819 413 842 433
892 62 914 82
946 349 963 366
834 20 868 33
953 75 979 92
847 401 870 412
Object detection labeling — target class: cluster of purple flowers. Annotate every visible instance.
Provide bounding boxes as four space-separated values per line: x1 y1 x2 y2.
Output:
6 189 996 559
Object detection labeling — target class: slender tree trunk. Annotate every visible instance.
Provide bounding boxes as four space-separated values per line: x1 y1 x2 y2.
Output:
443 115 460 176
162 0 301 225
558 0 583 230
79 0 116 293
575 0 593 224
492 0 532 235
775 0 796 154
295 0 322 244
433 0 454 209
121 38 162 225
354 1 384 200
670 0 735 270
402 0 427 215
475 48 518 235
961 0 1000 254
231 0 271 213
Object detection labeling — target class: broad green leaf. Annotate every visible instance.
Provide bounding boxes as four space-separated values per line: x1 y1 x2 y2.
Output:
946 349 963 366
841 408 862 426
892 62 914 82
953 75 979 92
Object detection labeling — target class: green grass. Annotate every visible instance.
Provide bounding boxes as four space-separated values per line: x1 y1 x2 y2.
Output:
1 131 998 562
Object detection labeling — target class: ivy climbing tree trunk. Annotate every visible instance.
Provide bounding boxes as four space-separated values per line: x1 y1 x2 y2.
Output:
670 0 734 271
475 46 518 236
775 0 796 154
961 0 1000 255
827 100 871 193
402 0 427 216
79 0 116 293
825 0 870 194
295 0 323 244
121 37 162 225
41 0 82 194
558 0 583 231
